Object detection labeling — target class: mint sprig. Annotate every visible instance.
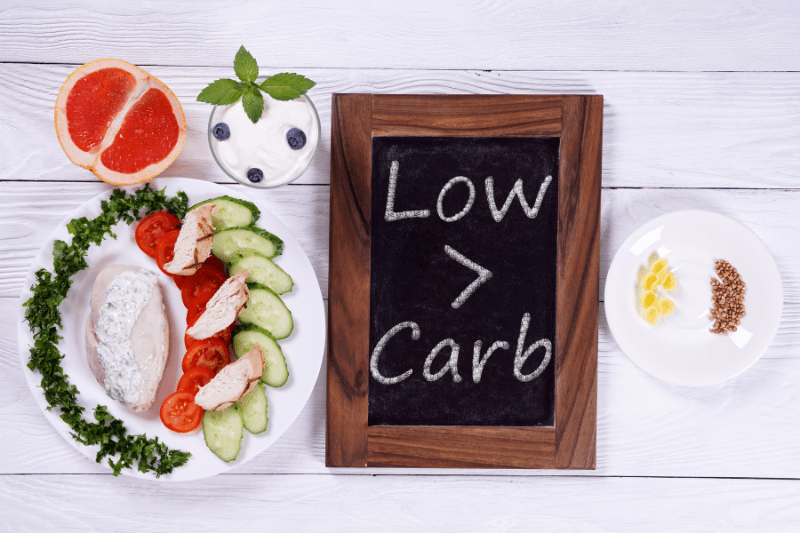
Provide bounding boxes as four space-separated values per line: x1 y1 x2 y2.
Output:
197 45 316 123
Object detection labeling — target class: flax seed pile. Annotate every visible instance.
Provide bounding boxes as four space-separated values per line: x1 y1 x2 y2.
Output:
709 259 746 334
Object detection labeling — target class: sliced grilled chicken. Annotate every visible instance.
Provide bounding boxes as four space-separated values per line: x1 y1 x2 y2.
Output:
164 203 218 276
186 269 250 340
195 345 265 411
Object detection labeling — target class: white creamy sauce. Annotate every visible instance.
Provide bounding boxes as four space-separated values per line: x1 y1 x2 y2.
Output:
213 94 319 185
94 269 157 404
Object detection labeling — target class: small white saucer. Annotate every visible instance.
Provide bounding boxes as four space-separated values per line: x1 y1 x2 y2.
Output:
604 210 782 387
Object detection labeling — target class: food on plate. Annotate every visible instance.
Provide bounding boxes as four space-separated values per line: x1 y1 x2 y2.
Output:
164 203 218 276
177 366 216 395
186 270 250 340
160 390 204 433
197 46 318 188
234 381 269 434
24 185 192 477
228 252 293 294
189 195 260 230
180 262 229 307
154 228 181 277
54 59 186 185
85 265 169 412
181 338 232 375
202 405 244 462
237 284 294 340
211 226 284 261
709 259 746 335
135 211 180 259
636 254 679 327
203 381 270 462
195 345 265 411
233 324 289 387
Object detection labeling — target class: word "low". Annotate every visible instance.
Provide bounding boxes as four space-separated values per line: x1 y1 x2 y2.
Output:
385 160 553 224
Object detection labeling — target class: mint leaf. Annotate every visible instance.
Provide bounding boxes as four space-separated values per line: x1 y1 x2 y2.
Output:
233 45 259 83
241 86 264 123
259 73 316 101
197 78 244 105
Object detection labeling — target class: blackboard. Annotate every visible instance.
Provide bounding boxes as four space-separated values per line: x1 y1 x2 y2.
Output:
368 136 559 426
326 94 601 469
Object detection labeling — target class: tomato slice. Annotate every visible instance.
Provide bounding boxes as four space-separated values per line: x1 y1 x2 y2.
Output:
181 263 228 307
177 366 216 396
184 326 232 350
204 254 227 274
174 275 187 290
181 338 231 374
160 390 203 433
135 212 180 258
155 229 181 277
186 288 219 325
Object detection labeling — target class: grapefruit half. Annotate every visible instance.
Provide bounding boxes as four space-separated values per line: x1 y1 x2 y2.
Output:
55 59 186 186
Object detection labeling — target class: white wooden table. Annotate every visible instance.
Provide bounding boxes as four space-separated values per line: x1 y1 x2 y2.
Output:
2 2 799 530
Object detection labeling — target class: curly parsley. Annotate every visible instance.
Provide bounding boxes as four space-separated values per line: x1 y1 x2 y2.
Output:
23 184 191 477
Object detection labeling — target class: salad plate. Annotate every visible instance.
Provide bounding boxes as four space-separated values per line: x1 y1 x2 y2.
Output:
605 210 782 387
17 177 326 481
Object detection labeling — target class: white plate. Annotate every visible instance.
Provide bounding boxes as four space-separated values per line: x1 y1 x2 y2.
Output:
604 210 782 387
17 178 326 481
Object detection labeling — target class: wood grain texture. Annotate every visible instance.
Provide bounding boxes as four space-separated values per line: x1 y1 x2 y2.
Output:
552 96 602 469
1 0 799 72
326 94 373 467
2 474 800 532
367 426 555 469
372 94 561 136
3 64 800 189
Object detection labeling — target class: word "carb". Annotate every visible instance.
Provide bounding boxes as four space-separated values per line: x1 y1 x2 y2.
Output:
371 312 552 385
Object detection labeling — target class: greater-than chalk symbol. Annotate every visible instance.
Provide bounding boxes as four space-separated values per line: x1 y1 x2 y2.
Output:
444 245 492 309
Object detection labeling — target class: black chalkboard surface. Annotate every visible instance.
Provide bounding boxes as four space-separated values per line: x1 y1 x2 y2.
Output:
368 136 560 426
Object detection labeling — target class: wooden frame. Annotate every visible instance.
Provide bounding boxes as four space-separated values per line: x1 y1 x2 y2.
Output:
327 94 601 469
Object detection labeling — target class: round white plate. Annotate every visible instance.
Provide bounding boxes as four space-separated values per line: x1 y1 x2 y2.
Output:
17 178 326 481
605 210 782 387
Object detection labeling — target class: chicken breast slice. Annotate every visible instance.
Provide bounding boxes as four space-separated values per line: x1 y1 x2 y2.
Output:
195 346 265 411
164 203 218 276
186 269 250 340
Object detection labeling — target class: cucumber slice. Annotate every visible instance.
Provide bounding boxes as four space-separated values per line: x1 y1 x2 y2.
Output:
203 407 244 463
228 253 294 295
212 227 284 261
234 382 269 434
238 284 293 339
190 196 260 230
233 324 289 387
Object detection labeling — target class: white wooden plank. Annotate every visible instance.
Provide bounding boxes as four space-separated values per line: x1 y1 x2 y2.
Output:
1 474 800 532
3 188 799 478
2 65 799 189
1 0 799 72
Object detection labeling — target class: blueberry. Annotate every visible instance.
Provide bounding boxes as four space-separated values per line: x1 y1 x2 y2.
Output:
286 128 307 150
247 168 264 183
212 122 230 141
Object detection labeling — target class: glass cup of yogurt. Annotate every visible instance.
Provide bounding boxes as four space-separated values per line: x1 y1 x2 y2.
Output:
208 92 321 188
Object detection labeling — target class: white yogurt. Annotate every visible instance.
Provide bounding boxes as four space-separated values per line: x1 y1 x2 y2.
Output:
210 94 320 187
